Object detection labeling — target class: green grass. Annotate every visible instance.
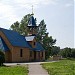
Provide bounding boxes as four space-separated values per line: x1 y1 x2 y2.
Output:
0 66 28 75
42 59 75 75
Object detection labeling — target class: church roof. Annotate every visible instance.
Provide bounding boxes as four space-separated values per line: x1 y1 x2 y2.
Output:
28 16 37 27
0 28 31 48
34 42 44 51
0 28 44 51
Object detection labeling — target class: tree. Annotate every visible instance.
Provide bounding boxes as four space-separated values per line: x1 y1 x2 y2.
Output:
71 48 75 58
37 20 56 47
10 14 56 59
37 20 56 59
60 47 72 58
10 14 31 36
50 46 60 56
10 21 20 33
19 14 31 35
37 20 47 43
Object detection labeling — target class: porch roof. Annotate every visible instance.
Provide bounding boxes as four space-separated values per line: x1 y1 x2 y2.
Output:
32 42 45 51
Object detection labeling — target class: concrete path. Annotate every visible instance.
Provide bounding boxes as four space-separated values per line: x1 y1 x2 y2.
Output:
4 61 56 66
28 64 48 75
4 61 57 75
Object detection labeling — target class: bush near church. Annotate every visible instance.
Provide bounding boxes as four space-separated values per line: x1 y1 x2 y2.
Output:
0 50 5 66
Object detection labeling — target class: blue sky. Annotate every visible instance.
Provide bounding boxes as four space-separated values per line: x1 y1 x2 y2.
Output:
0 0 74 48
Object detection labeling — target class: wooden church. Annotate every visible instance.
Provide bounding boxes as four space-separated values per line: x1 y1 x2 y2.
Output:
0 13 45 62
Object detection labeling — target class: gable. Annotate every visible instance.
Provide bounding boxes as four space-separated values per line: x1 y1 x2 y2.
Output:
0 37 9 51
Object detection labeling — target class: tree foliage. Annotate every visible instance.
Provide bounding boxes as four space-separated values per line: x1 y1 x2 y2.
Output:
10 14 56 59
60 47 75 58
10 14 31 36
10 21 20 33
71 48 75 58
50 46 60 56
37 20 56 59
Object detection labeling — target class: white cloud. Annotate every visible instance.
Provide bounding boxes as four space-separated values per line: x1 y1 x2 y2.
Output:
0 0 58 28
14 0 58 9
0 3 19 20
0 2 20 28
65 3 73 7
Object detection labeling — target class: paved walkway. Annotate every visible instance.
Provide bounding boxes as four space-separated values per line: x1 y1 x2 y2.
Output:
4 61 57 75
28 64 48 75
4 61 56 66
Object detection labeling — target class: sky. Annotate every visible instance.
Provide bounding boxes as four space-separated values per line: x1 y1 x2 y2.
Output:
0 0 74 48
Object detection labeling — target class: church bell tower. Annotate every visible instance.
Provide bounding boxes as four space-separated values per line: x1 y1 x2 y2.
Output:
27 6 38 36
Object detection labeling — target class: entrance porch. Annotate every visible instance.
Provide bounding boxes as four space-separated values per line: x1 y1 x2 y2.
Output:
30 51 45 61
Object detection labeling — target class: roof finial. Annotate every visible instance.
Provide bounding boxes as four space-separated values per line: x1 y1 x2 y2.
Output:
31 5 34 15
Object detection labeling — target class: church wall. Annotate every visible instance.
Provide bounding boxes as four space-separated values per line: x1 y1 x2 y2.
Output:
11 47 30 62
0 31 30 62
5 50 12 62
36 51 45 61
42 51 45 60
0 30 45 62
29 51 34 61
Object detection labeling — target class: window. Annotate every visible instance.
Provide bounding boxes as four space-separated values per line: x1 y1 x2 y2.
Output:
34 42 36 46
20 49 23 57
42 52 43 57
30 51 32 57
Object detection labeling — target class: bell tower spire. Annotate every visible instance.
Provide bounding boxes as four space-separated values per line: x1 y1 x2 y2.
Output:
27 6 38 36
31 5 34 15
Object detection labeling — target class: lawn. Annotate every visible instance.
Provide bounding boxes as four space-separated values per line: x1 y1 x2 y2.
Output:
0 66 28 75
42 59 75 75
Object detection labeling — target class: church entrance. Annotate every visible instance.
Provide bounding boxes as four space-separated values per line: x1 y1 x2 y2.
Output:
34 51 41 61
